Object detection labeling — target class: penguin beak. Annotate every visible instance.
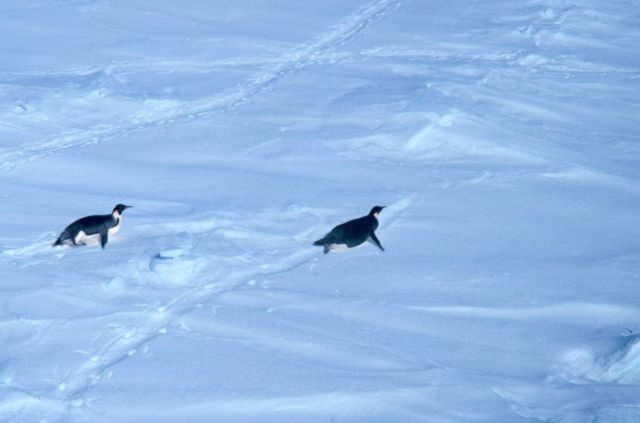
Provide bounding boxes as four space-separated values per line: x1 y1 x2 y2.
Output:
124 205 133 210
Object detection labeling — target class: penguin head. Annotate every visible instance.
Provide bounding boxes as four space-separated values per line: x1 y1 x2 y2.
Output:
112 204 132 216
369 205 386 218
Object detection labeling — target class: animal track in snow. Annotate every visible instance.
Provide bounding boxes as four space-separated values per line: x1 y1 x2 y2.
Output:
0 0 404 171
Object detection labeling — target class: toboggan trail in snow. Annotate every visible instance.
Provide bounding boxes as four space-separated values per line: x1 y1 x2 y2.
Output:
54 248 319 401
0 0 404 171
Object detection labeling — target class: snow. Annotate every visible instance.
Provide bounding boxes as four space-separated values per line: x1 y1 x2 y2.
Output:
1 0 639 421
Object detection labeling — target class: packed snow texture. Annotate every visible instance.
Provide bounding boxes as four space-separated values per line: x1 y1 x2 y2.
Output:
1 1 639 422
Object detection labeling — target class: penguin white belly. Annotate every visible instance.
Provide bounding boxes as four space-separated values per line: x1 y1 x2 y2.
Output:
75 231 101 245
329 243 355 252
109 219 122 236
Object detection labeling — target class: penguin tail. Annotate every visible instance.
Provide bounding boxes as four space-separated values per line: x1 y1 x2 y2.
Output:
313 238 330 254
53 231 69 247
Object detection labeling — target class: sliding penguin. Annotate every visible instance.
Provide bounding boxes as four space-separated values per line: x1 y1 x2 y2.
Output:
313 206 385 254
53 204 132 249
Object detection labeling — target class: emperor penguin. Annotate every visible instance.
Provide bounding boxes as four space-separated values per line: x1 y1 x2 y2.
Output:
313 206 385 254
53 204 132 249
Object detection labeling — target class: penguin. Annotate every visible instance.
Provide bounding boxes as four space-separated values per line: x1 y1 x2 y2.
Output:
53 204 132 249
313 206 385 254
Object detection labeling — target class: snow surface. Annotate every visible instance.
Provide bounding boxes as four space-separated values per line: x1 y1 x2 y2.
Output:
1 1 640 422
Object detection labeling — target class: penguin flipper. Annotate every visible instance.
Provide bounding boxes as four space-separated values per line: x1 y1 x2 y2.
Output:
369 231 384 252
100 229 109 249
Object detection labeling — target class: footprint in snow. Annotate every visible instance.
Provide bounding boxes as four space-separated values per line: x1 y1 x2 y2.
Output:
148 248 206 287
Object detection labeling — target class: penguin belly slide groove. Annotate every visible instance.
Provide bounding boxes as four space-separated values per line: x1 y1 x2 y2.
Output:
53 204 132 249
313 206 385 254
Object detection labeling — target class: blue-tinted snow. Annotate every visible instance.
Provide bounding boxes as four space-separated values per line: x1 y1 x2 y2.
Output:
1 1 639 422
